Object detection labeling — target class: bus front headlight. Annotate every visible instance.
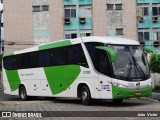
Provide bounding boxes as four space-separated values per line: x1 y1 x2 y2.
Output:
118 84 124 88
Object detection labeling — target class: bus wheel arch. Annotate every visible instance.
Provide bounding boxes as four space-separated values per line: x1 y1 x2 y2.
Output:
19 84 28 101
77 83 92 105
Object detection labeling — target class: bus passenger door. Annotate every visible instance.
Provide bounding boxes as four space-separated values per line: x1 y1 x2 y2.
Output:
96 50 113 99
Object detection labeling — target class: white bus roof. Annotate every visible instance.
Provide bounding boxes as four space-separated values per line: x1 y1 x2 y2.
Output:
74 36 139 45
4 36 139 57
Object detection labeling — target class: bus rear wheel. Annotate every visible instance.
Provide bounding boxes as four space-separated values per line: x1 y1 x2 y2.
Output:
19 86 28 101
81 86 92 105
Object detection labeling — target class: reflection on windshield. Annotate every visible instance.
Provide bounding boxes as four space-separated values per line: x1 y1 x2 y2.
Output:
109 45 150 81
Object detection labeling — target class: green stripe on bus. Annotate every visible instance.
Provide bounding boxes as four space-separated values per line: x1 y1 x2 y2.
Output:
112 85 152 99
3 52 14 57
43 65 80 95
39 40 72 50
5 70 21 91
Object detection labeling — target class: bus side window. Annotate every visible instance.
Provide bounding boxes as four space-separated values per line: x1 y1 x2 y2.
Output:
95 49 111 76
16 54 26 69
27 52 38 68
38 50 50 67
4 56 14 70
72 44 88 68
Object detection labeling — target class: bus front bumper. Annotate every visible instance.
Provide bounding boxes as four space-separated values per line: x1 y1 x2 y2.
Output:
112 85 152 99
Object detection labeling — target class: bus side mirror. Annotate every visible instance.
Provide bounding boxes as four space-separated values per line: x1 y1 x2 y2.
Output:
96 46 116 62
143 47 158 61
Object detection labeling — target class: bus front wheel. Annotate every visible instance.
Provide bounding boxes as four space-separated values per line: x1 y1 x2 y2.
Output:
19 86 28 101
81 86 92 105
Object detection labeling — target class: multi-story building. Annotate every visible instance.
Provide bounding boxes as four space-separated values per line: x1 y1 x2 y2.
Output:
4 0 136 52
137 0 160 50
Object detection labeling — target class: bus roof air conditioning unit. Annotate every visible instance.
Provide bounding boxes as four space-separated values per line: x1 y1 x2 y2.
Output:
64 18 71 24
79 18 86 24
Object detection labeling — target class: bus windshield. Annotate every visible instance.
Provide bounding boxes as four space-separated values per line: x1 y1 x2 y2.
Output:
109 45 150 81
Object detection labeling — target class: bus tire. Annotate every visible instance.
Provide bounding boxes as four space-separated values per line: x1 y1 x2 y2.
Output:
19 86 28 101
112 99 123 104
81 86 92 105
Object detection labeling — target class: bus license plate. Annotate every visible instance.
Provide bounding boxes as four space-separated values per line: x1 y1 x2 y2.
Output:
135 92 142 96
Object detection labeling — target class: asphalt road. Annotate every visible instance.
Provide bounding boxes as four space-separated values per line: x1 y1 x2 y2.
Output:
0 90 160 120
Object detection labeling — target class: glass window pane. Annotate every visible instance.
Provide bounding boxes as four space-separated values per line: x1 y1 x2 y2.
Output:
65 34 71 39
71 9 76 18
138 32 143 41
153 7 158 16
33 6 41 12
144 32 149 41
86 33 91 36
116 28 123 35
158 32 160 40
143 7 149 16
65 9 70 18
71 33 77 39
158 7 160 15
115 4 122 10
42 5 49 11
107 4 114 10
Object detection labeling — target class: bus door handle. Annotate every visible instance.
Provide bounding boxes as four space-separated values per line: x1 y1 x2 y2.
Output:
100 81 103 84
60 84 62 87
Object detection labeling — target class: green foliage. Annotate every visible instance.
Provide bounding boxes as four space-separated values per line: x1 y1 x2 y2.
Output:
152 85 160 93
149 54 160 73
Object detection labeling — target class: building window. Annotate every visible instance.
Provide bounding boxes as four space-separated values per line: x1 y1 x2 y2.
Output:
80 33 92 37
152 7 160 16
33 5 49 12
116 28 123 35
143 7 149 16
42 5 49 11
107 4 114 10
79 6 92 18
138 31 150 41
137 7 149 16
153 30 160 41
65 33 77 39
65 9 76 18
115 4 122 10
33 6 41 12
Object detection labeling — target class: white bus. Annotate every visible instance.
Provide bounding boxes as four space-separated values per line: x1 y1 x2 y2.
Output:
2 36 153 105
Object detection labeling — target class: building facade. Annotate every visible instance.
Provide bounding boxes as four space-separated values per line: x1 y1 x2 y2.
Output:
4 0 136 52
137 0 160 50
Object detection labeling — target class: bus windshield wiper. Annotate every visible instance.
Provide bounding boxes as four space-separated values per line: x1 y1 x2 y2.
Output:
132 57 146 79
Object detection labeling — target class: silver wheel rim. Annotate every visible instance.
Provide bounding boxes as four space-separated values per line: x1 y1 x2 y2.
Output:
82 91 88 101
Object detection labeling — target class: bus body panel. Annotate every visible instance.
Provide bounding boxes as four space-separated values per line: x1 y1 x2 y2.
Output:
99 75 113 99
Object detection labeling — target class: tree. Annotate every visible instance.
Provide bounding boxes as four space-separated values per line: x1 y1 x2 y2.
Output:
149 54 160 73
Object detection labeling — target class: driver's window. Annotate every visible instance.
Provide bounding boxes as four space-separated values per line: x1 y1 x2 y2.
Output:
95 49 111 77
